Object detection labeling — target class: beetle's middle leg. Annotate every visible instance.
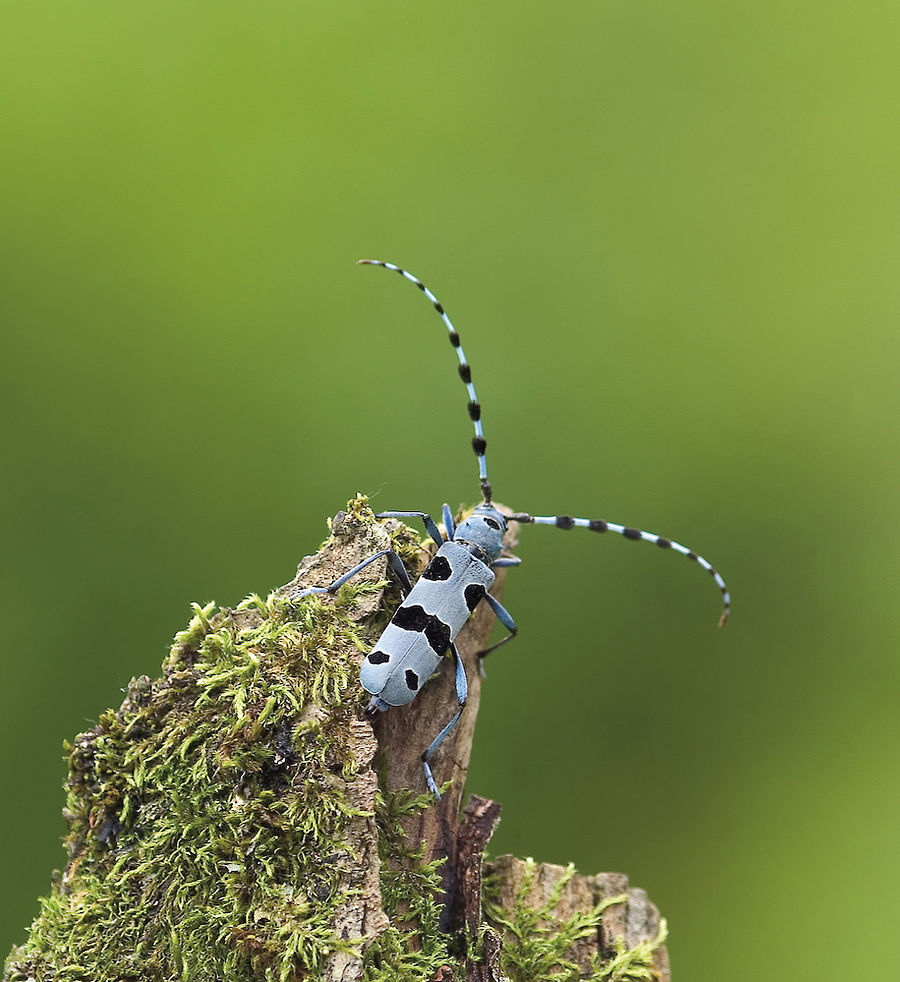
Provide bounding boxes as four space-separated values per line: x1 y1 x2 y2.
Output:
477 592 518 660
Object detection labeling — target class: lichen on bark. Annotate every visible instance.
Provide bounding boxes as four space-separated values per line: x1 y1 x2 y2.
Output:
4 496 670 982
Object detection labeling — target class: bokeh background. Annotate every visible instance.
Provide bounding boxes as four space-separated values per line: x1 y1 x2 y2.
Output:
2 4 898 979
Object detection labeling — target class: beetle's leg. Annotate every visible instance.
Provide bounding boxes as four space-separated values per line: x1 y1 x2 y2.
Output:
477 592 518 662
291 548 412 602
421 642 467 799
363 695 389 719
441 503 456 539
375 511 445 548
492 556 521 568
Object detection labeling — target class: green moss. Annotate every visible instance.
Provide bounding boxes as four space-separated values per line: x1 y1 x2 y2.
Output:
482 859 667 982
362 789 455 982
3 496 426 982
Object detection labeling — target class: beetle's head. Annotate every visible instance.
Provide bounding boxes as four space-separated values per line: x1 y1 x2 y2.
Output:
453 504 507 562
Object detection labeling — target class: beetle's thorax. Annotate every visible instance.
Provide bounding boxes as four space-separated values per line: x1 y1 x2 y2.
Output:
452 504 507 563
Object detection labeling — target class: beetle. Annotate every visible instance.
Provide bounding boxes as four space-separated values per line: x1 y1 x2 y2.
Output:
293 260 729 797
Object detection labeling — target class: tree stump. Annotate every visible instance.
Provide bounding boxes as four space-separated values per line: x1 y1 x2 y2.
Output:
3 496 670 982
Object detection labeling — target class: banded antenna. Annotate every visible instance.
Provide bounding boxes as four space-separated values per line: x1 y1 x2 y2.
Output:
506 511 731 626
358 260 493 504
358 259 730 627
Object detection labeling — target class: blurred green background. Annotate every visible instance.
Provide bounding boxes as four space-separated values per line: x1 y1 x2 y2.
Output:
2 3 898 979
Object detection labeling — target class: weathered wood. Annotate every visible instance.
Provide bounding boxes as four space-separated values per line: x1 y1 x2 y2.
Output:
485 856 670 982
456 796 504 982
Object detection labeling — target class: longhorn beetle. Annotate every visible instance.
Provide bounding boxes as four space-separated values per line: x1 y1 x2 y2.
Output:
293 260 730 797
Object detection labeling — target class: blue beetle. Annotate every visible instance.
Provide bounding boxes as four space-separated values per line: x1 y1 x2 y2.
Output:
293 261 730 797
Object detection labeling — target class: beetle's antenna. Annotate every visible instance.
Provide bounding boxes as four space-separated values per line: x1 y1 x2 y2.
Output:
507 510 730 626
358 260 493 504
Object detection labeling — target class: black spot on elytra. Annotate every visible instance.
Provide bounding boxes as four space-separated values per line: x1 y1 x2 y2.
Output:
424 617 451 654
405 669 419 690
464 583 486 612
392 605 428 632
422 555 452 581
392 604 452 655
368 650 390 665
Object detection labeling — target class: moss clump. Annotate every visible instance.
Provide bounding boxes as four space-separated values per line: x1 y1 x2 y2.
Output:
4 496 425 982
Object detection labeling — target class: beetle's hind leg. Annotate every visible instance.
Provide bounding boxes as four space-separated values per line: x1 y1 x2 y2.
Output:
421 642 467 798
